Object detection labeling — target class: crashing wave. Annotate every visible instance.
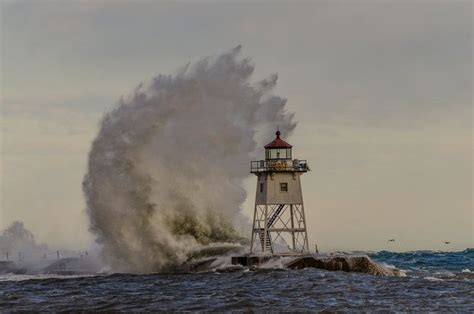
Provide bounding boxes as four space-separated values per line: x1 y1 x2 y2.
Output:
83 46 296 273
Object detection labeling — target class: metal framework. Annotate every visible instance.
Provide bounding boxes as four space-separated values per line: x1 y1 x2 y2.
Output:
250 203 309 255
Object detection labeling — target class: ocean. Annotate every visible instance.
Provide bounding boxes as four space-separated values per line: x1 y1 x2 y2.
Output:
0 249 472 311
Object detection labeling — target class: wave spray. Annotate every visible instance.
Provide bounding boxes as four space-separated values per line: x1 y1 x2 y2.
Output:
83 46 296 273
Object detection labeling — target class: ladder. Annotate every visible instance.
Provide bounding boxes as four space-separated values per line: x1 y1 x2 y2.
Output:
258 204 285 253
259 229 273 253
267 204 285 227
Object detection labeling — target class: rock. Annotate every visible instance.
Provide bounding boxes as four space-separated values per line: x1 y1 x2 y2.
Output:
42 257 103 274
285 255 399 276
0 261 26 274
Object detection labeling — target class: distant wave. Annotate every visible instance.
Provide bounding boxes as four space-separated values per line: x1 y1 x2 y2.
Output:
369 248 474 275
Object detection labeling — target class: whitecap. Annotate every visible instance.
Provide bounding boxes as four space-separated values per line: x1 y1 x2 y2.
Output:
434 271 455 277
0 273 98 282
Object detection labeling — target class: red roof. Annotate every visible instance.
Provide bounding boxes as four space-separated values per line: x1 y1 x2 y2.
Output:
264 130 292 148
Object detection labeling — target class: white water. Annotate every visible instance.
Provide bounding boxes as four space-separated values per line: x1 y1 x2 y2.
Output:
83 46 296 273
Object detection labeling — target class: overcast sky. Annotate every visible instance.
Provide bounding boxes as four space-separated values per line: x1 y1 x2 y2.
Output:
1 0 472 252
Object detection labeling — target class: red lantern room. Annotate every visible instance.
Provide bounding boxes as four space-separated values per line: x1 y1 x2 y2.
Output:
264 130 293 160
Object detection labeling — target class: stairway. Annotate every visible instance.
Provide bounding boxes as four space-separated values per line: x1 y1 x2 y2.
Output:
258 229 273 253
258 204 285 253
267 204 285 228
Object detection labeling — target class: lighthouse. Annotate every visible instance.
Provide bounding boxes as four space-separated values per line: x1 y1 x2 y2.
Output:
249 129 309 255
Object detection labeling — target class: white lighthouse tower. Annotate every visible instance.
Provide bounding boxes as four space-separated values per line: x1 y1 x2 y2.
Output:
249 129 309 255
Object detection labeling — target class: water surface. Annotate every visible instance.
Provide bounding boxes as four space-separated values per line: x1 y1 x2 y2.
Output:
1 249 472 311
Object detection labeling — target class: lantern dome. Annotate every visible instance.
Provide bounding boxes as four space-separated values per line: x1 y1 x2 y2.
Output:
264 130 292 149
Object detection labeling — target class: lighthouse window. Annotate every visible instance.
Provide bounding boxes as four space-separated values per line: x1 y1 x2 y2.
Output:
280 182 288 192
260 182 264 193
266 148 291 160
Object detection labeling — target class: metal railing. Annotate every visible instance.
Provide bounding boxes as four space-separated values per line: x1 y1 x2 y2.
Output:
250 159 309 173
